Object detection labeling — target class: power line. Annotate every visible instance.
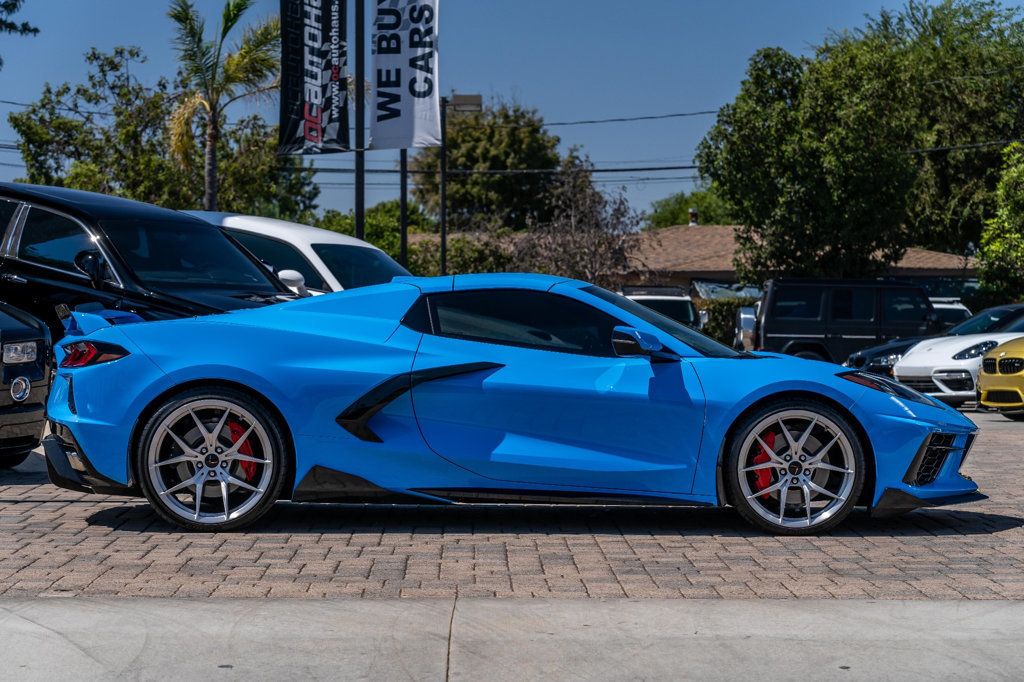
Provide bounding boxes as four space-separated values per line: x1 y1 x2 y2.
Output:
476 109 719 129
0 98 113 118
906 139 1024 154
306 164 698 176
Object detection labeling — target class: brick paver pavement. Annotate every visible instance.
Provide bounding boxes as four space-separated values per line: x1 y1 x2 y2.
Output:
1 411 1021 599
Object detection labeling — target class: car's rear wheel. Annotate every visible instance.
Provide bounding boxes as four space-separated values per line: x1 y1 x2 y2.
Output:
726 400 865 535
0 450 31 470
136 387 289 531
793 350 827 362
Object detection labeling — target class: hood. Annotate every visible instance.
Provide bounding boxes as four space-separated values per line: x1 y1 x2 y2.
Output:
988 337 1024 357
849 337 923 361
901 332 1024 360
150 287 298 313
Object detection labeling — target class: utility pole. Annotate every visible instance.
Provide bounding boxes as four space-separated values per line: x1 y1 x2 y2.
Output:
354 0 365 240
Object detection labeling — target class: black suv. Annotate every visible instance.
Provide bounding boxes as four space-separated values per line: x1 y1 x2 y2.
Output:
748 279 941 363
0 301 50 468
0 183 294 340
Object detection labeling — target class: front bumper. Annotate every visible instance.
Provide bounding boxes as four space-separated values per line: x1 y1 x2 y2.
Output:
0 401 46 454
894 368 976 403
43 421 138 497
871 488 989 518
978 367 1024 411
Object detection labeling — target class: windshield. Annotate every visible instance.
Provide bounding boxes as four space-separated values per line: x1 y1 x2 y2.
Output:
585 285 739 358
935 307 970 326
311 243 410 290
101 219 281 291
634 298 697 325
947 307 1024 336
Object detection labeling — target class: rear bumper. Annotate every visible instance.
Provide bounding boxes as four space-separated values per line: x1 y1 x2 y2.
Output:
43 422 138 497
871 488 988 518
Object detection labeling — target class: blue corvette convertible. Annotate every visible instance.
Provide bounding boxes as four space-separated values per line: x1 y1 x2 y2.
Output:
44 273 983 534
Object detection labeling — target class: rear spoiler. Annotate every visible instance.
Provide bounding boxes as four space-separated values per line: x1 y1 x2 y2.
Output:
56 304 145 337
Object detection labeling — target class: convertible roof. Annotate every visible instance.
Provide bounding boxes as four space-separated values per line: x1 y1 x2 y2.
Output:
0 182 205 225
394 272 576 293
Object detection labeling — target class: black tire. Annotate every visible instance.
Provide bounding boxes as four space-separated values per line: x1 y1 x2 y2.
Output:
135 386 290 532
0 450 32 470
793 350 828 362
725 398 866 535
1002 412 1024 422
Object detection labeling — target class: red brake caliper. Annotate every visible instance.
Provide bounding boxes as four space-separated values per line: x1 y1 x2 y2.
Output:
227 422 257 481
752 431 776 500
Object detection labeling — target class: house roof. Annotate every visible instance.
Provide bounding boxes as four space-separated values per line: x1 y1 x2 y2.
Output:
636 225 976 278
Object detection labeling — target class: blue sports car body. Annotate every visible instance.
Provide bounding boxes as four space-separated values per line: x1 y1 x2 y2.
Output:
44 273 983 533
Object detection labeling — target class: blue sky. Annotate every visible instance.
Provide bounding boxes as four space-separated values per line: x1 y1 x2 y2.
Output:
0 0 1008 216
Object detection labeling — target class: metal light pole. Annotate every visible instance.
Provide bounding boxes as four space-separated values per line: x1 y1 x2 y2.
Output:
354 0 365 240
400 149 408 267
439 96 448 275
438 94 482 276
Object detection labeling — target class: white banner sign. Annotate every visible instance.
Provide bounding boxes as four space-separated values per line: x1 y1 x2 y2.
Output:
370 0 441 150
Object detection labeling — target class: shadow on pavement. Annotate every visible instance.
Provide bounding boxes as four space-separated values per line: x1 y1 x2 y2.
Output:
0 467 48 487
84 500 1024 538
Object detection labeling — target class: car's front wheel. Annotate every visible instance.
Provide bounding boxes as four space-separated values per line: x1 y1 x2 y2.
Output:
1002 412 1024 422
726 400 865 535
136 387 289 531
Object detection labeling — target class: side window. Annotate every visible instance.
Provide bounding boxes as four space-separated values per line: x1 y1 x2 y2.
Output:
883 289 929 322
18 207 95 273
429 290 620 356
0 199 19 237
831 288 875 321
227 230 327 291
771 287 823 320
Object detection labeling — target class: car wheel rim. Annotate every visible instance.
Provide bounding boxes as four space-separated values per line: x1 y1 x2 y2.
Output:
737 409 855 529
146 399 274 525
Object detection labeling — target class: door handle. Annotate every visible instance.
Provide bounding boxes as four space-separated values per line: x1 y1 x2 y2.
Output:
0 273 27 284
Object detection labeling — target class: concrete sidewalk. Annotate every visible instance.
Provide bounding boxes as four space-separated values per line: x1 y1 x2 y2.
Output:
2 598 1022 680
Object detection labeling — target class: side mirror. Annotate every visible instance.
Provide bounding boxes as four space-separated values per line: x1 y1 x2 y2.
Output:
74 250 104 286
612 326 678 363
277 269 310 297
735 305 757 350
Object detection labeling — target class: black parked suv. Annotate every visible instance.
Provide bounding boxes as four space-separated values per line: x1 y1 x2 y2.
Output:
745 279 942 363
0 183 295 340
0 301 50 468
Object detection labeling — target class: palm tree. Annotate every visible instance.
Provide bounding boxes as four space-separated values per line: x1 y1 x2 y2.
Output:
167 0 280 210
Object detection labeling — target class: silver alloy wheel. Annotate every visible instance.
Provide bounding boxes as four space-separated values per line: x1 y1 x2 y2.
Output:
737 409 856 530
146 398 274 525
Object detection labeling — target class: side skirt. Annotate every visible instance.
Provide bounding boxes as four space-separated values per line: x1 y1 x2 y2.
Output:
292 466 714 508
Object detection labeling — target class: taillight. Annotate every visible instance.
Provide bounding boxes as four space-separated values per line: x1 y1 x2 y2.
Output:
59 341 129 368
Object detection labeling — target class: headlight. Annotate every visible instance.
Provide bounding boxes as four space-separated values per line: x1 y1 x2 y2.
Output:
3 341 37 364
869 353 901 368
952 341 998 361
839 370 937 406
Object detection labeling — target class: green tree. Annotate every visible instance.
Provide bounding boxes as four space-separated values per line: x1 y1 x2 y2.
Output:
167 0 280 210
698 46 918 282
411 101 562 230
516 154 643 286
0 0 38 70
8 47 317 219
977 143 1024 303
647 184 737 229
317 200 435 259
840 0 1024 253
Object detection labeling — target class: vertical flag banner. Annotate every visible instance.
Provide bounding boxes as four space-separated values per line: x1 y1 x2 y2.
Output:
280 0 349 154
370 0 441 150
